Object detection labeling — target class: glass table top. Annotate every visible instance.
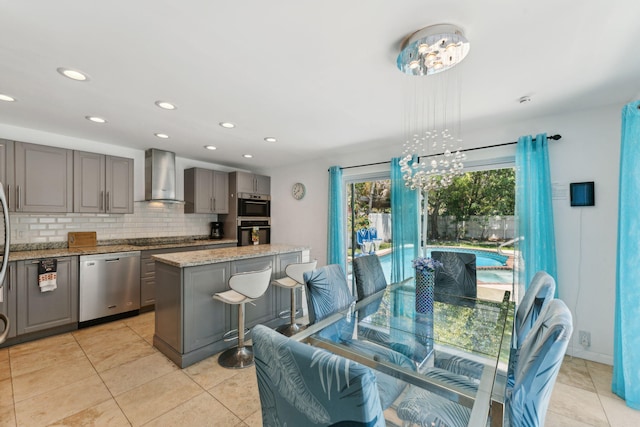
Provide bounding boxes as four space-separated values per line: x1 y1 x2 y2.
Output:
293 278 515 427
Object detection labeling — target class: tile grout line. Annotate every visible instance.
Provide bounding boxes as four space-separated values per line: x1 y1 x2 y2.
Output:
71 328 134 427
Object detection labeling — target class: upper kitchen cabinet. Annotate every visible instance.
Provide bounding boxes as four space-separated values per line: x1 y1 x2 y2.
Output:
234 171 270 195
14 142 73 213
74 151 134 214
184 168 229 214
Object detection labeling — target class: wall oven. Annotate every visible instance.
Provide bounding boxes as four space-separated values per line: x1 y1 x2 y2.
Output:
238 193 270 218
237 218 271 246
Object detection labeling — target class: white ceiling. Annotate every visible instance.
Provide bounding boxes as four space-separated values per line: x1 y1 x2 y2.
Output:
1 1 639 170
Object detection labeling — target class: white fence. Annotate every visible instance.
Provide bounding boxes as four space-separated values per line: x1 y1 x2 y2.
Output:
361 213 515 243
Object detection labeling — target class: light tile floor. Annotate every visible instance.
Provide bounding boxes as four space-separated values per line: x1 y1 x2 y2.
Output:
0 311 638 426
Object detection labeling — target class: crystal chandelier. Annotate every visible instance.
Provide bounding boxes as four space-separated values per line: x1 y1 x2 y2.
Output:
397 24 470 192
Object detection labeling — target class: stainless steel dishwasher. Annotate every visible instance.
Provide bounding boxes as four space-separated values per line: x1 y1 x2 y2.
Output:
79 251 141 324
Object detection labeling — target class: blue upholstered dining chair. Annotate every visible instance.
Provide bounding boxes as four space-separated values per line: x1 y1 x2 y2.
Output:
396 299 573 427
515 271 556 346
436 270 556 382
432 251 477 307
303 264 355 324
353 254 387 301
304 264 415 409
252 324 386 427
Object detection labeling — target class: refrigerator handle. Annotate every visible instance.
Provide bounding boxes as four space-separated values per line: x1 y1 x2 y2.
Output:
0 182 10 344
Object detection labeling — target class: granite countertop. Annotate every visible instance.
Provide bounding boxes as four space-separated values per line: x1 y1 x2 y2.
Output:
152 244 310 268
5 238 238 262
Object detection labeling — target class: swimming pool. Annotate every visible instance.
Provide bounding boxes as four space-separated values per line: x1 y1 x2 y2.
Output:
369 247 511 284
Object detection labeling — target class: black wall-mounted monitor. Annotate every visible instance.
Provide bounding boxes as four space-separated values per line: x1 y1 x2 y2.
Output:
570 182 595 207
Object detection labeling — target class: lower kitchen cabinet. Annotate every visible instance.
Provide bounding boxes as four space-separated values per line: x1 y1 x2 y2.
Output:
182 262 231 353
0 262 17 341
153 248 305 367
16 256 78 335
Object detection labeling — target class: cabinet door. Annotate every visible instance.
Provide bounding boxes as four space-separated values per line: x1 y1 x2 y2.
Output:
212 171 228 214
14 142 73 213
183 262 231 352
106 155 134 214
0 139 15 211
255 174 271 195
235 171 256 194
184 168 213 213
231 256 275 328
73 151 106 213
17 257 78 335
0 262 17 340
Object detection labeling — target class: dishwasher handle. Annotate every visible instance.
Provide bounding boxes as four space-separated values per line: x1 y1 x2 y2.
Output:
105 258 121 263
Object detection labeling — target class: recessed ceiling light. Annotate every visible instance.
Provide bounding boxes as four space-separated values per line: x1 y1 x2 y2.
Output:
264 137 277 143
85 116 107 123
0 94 16 102
219 122 235 129
154 133 169 139
155 100 177 110
204 145 217 150
57 67 90 81
243 154 253 158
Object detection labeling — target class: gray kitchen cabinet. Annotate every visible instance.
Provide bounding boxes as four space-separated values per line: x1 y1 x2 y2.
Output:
74 151 133 214
183 262 231 353
184 168 229 214
0 139 15 211
106 155 134 213
16 256 78 335
14 142 73 213
230 255 275 328
153 248 304 367
234 171 270 195
0 262 17 341
154 260 231 357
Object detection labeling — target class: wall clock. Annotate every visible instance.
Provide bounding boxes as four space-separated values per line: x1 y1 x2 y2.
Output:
292 182 306 200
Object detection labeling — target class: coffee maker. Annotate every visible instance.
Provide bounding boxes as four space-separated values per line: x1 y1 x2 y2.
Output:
210 222 224 239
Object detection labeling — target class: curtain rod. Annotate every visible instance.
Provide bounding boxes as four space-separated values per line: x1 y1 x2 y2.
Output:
336 134 562 170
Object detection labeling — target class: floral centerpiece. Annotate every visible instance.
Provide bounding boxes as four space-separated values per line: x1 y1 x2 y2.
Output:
412 256 443 273
412 256 442 314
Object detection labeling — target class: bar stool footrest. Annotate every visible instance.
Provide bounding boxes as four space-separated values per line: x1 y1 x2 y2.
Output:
222 328 251 342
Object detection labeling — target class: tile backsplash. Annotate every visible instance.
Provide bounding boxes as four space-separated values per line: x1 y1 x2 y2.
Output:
6 202 218 244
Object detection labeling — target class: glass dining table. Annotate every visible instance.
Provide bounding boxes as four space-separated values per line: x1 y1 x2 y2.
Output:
292 278 514 427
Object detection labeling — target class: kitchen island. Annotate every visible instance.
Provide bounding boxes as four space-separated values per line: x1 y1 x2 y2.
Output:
152 244 310 367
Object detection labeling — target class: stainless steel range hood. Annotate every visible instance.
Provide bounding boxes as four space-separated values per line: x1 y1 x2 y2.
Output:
145 148 181 202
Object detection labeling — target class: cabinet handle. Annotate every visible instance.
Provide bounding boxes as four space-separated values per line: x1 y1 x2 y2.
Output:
210 197 213 212
106 192 110 212
6 185 10 211
100 191 104 211
213 198 216 212
16 186 20 211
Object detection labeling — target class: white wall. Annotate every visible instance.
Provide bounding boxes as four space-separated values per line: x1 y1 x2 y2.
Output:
267 102 624 365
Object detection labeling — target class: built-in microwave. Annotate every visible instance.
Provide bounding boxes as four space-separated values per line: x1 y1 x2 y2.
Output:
238 193 270 218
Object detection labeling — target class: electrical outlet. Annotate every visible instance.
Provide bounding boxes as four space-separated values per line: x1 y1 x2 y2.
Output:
579 330 591 347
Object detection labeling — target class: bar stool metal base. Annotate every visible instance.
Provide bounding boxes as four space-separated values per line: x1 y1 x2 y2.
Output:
276 322 307 337
218 345 254 369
